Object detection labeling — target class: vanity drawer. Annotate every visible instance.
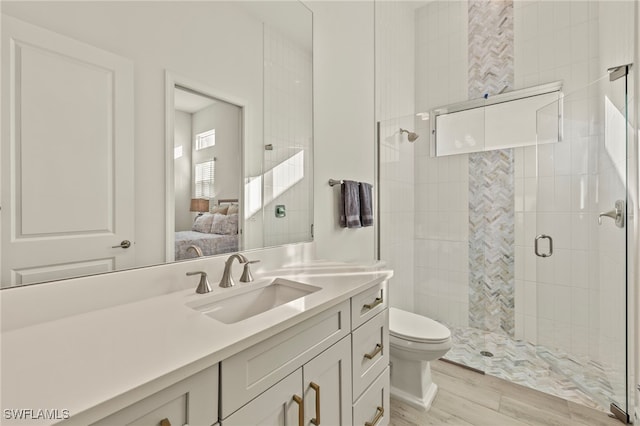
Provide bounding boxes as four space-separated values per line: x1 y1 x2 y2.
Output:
353 367 390 426
351 309 389 400
351 281 387 330
91 364 218 426
220 300 350 418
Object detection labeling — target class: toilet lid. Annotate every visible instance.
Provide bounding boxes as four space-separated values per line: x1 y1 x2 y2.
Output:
389 307 451 343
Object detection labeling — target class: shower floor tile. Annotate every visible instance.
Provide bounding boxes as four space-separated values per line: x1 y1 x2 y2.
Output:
443 325 618 413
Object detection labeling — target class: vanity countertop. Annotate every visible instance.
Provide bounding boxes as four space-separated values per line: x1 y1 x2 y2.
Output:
0 262 392 425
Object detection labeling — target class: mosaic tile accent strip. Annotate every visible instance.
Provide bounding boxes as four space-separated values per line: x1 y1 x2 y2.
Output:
467 0 515 337
468 0 514 99
468 150 515 336
443 324 616 413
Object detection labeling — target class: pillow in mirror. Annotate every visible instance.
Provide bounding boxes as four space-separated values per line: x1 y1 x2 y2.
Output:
211 213 238 235
211 205 229 215
192 213 216 233
227 204 239 215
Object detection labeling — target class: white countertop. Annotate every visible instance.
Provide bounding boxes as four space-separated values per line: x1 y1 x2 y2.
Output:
0 263 392 425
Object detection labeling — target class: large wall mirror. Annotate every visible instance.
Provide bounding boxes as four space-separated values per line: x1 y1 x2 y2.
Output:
0 1 313 288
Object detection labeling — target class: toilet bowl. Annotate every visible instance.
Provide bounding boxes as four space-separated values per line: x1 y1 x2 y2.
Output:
389 307 452 411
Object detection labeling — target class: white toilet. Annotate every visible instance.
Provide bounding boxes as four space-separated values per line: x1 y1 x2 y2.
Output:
389 307 452 411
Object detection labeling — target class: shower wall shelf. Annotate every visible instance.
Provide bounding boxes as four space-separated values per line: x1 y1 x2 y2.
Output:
428 81 563 157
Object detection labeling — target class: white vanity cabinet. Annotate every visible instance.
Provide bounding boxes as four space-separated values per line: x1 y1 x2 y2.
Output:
90 364 218 426
80 279 389 426
223 336 352 425
351 281 390 426
221 280 390 426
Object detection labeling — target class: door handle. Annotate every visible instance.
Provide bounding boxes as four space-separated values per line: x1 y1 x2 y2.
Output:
598 200 625 228
112 240 131 249
534 235 553 258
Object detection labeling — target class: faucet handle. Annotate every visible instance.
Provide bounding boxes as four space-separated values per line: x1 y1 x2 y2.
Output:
240 260 260 283
186 271 213 294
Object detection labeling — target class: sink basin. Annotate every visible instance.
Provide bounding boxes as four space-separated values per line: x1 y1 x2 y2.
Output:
188 279 321 324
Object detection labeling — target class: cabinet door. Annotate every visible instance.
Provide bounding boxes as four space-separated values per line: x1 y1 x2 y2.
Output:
303 336 352 426
353 367 390 426
91 365 218 426
223 369 303 426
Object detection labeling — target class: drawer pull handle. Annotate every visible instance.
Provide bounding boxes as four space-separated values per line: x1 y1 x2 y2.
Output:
365 406 384 426
293 394 304 426
310 382 321 425
364 343 383 360
159 419 171 426
363 297 383 311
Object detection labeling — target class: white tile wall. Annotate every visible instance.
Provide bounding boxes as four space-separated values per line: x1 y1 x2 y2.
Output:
412 1 632 371
263 26 313 247
512 1 631 372
379 117 416 312
376 1 416 312
414 0 470 327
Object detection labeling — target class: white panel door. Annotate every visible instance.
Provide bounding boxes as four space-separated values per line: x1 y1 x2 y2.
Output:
1 16 134 286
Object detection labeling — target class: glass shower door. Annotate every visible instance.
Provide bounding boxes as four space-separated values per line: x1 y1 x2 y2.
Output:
534 68 629 420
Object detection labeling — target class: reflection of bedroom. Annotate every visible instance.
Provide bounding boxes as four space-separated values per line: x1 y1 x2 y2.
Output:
173 87 242 260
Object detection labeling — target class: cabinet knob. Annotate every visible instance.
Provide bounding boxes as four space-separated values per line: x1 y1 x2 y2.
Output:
159 419 171 426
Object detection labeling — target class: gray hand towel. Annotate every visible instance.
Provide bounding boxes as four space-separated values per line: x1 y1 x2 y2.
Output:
359 182 373 227
341 180 361 228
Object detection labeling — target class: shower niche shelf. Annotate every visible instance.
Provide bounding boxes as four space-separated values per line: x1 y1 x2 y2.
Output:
429 81 563 157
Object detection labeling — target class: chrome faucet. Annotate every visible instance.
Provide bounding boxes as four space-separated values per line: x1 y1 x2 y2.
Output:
186 245 204 257
219 253 249 288
186 271 212 294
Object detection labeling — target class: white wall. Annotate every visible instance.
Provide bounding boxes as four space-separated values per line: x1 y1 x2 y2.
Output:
174 110 193 232
308 1 376 263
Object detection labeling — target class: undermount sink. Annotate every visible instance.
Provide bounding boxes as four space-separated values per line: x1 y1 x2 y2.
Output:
188 279 321 324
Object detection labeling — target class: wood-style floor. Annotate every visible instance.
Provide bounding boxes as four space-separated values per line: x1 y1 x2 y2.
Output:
390 360 623 426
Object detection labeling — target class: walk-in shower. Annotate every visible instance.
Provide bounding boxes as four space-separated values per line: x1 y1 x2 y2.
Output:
376 0 635 421
378 68 633 420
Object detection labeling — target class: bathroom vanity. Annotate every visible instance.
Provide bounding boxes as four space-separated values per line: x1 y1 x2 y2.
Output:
0 261 391 426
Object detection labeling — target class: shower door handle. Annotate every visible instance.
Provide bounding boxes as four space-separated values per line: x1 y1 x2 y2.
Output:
534 235 553 258
598 200 625 228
